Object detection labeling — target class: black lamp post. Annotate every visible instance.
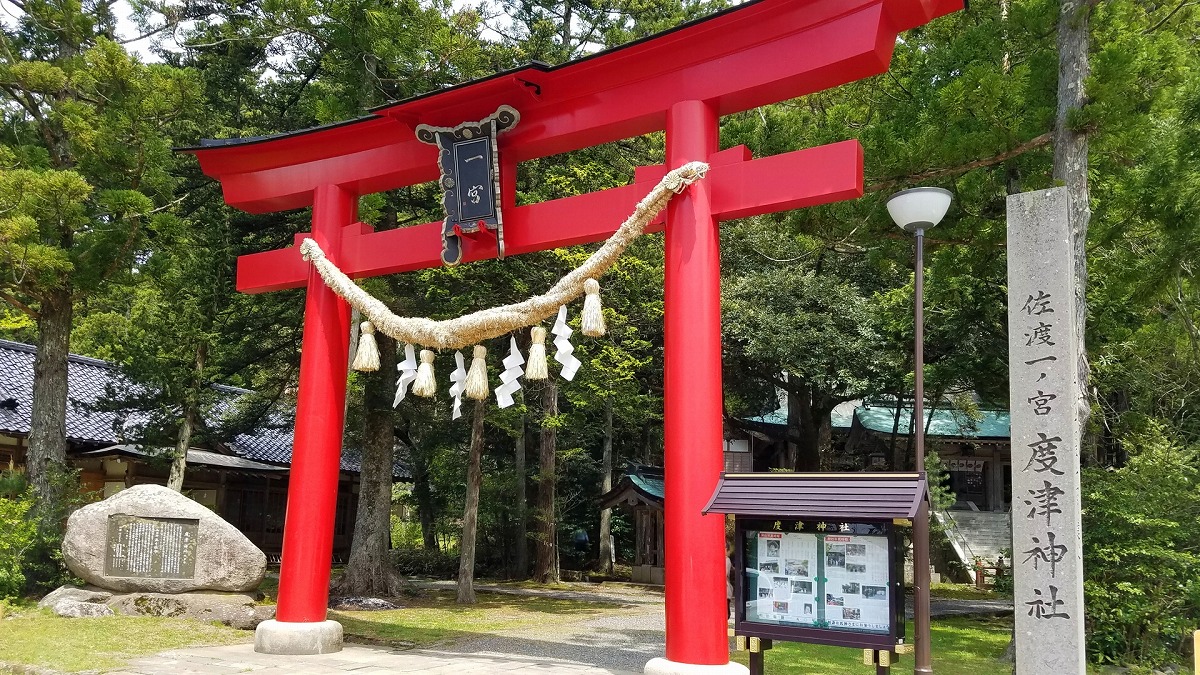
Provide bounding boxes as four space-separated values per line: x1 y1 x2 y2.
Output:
886 186 953 675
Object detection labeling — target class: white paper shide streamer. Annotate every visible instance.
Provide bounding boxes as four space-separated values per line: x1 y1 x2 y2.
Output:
393 344 418 407
552 305 581 381
448 351 467 420
495 337 526 408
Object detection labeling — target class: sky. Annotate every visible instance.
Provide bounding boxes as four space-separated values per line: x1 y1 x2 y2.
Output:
0 0 176 61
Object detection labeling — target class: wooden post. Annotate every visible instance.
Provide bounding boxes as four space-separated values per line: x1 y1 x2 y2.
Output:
747 638 771 675
656 509 666 567
217 472 227 520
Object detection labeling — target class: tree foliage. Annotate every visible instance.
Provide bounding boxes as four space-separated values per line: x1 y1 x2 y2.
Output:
1082 423 1200 666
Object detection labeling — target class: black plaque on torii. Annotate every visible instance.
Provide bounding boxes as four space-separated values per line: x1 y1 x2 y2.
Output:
416 105 520 266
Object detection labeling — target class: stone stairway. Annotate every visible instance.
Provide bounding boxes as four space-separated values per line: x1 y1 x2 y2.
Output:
937 509 1012 583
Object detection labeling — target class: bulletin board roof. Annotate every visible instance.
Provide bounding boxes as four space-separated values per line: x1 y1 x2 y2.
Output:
703 472 928 520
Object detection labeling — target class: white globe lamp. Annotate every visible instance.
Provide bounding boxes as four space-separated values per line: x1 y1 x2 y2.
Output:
886 186 953 233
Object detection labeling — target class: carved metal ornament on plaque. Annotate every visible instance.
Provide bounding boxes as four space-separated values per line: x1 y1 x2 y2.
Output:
104 514 199 579
415 105 520 266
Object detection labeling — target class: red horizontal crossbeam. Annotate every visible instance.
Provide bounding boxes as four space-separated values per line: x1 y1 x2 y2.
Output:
236 140 863 293
186 0 958 213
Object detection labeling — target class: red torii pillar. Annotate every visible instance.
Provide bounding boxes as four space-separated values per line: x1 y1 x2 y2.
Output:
662 99 725 665
183 0 961 669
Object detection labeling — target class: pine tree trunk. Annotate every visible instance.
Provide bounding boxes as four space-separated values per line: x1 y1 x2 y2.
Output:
514 413 529 578
1053 0 1091 459
411 448 438 550
457 398 486 603
795 390 821 471
560 0 574 55
27 288 72 519
598 397 614 575
816 409 833 471
786 383 802 470
890 392 905 471
334 333 401 597
534 380 560 584
168 406 195 492
168 343 206 492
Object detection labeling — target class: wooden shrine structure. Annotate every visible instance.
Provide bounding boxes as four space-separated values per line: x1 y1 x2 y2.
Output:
600 464 667 584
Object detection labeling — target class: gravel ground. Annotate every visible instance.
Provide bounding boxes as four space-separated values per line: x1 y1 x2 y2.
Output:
412 579 1014 618
911 597 1014 619
438 603 667 674
404 580 671 673
409 581 670 673
414 581 1013 674
409 579 667 606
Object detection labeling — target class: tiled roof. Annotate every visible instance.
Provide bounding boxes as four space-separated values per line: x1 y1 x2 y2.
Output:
0 339 405 477
0 339 134 444
80 445 287 474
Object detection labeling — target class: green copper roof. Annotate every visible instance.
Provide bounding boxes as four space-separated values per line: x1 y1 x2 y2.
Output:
741 400 1010 439
599 463 665 509
744 400 857 428
629 471 664 501
854 406 1010 439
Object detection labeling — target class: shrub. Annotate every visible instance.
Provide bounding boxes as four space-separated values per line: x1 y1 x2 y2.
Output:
0 466 95 598
0 486 38 600
1082 425 1200 667
392 547 461 579
992 548 1013 596
22 465 95 595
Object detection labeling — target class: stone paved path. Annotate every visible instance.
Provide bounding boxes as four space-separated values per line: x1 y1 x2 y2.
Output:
114 642 639 674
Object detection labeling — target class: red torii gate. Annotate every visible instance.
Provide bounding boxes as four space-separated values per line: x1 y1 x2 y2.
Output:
184 0 960 670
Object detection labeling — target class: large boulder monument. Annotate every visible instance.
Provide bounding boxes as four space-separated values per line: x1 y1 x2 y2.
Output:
44 484 272 628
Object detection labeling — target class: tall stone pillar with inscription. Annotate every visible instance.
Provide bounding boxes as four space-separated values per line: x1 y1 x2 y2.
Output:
1006 187 1086 674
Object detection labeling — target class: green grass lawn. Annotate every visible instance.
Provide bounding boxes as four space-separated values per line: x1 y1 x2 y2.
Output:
0 607 249 673
730 616 1014 675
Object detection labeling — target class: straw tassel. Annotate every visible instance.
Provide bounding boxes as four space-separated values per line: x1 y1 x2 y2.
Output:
412 349 437 397
580 278 606 337
525 327 549 380
352 321 381 372
465 345 489 400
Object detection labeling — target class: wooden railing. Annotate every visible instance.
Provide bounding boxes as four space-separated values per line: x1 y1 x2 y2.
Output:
973 558 1008 591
